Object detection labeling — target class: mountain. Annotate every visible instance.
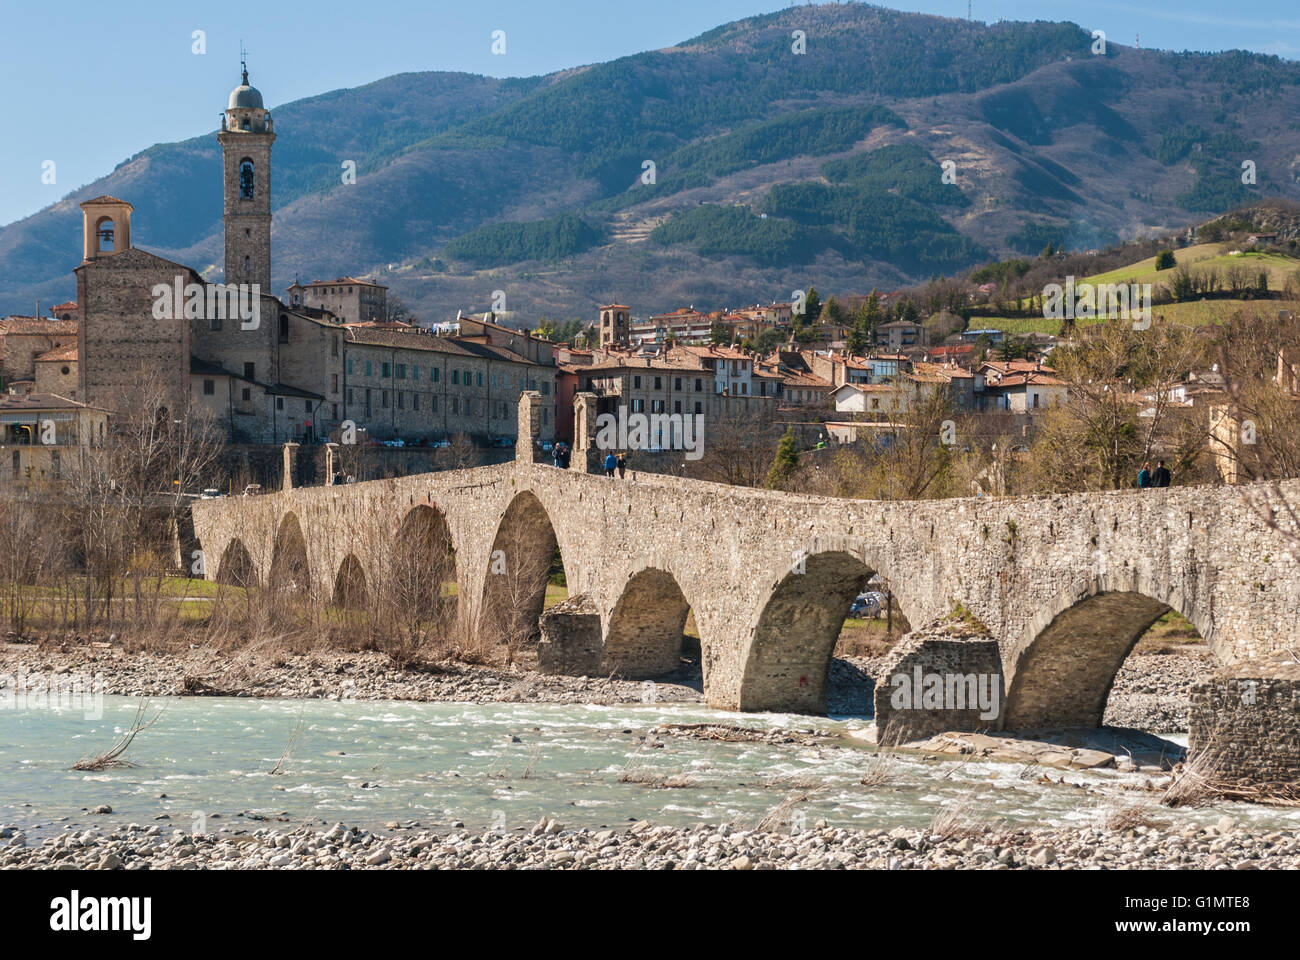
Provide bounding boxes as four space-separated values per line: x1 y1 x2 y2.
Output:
4 3 1300 322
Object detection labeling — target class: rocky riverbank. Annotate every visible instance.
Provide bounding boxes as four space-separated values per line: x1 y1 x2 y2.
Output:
0 643 1211 732
2 814 1291 870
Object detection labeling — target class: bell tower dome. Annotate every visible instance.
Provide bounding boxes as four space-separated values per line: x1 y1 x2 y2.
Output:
218 53 275 291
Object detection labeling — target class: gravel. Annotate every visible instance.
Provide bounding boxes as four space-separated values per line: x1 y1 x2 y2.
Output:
2 816 1294 870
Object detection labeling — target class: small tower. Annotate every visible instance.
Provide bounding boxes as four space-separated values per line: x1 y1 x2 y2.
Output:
80 196 132 261
219 53 275 291
599 303 630 349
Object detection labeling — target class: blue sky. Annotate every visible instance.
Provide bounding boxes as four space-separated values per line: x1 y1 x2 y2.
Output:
2 0 1298 226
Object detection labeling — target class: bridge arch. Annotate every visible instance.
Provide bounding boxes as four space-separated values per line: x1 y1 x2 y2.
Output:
602 567 693 678
268 512 311 596
1001 574 1213 730
216 537 258 589
478 490 566 652
739 549 914 714
333 553 368 608
389 503 457 621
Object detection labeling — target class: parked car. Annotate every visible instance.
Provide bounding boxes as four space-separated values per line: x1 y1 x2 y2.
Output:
199 488 223 500
848 593 879 618
430 438 450 449
383 438 405 448
493 437 514 448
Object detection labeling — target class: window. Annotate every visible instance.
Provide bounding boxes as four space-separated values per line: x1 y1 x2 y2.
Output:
412 365 419 380
452 370 460 385
382 390 389 409
279 314 289 343
396 363 406 379
633 376 642 389
452 397 459 414
203 379 215 395
630 399 644 413
210 315 221 331
332 403 338 419
653 377 662 390
347 358 354 375
693 401 702 414
431 396 438 413
305 400 312 413
476 371 483 387
276 397 284 410
331 374 338 393
413 393 420 411
674 378 682 391
695 378 703 392
673 400 681 413
242 388 251 402
239 159 255 199
381 362 391 378
243 362 255 380
397 392 405 410
365 389 372 416
651 400 664 413
348 388 355 403
432 367 440 383
365 360 372 376
541 382 549 395
332 335 339 357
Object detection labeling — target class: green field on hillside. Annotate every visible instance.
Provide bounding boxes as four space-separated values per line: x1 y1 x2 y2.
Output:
977 296 1288 337
1082 245 1297 291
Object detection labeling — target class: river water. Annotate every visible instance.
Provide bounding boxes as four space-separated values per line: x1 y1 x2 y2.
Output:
3 696 1299 838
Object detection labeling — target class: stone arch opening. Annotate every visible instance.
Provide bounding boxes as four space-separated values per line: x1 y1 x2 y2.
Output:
268 513 310 595
740 550 913 715
390 504 457 622
479 491 567 655
216 537 258 589
603 568 692 679
1002 587 1209 731
333 553 367 609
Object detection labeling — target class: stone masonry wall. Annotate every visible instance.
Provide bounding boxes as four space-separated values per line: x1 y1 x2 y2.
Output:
1188 676 1300 786
873 629 1004 743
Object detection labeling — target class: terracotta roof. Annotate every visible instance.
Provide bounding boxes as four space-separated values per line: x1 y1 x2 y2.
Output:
0 317 78 336
599 303 630 310
297 276 387 289
0 392 105 412
81 195 131 207
51 301 77 312
346 327 537 365
35 344 77 362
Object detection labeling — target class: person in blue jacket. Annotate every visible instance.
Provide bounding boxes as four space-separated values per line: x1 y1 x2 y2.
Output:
604 452 618 477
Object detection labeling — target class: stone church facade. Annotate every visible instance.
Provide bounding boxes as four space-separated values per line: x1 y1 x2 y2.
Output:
70 63 556 446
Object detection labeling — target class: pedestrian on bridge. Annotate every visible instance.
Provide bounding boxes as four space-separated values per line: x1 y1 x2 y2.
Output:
604 452 617 478
1137 462 1152 489
1152 460 1171 487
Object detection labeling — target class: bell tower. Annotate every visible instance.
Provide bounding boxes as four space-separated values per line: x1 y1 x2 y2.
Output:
219 52 274 291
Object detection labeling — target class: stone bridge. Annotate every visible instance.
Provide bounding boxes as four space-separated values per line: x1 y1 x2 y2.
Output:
191 396 1300 728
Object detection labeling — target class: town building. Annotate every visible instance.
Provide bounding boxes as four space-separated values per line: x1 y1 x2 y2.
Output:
0 393 109 485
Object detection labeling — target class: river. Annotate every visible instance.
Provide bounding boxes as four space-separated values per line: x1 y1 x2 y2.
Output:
3 695 1299 839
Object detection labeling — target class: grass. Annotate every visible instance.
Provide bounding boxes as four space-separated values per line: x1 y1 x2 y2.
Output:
975 296 1286 338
